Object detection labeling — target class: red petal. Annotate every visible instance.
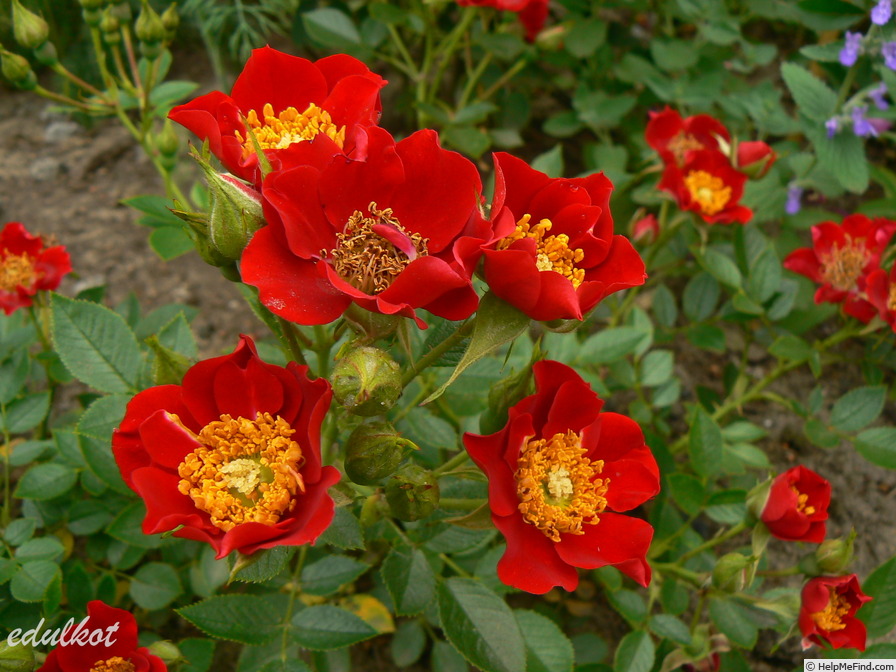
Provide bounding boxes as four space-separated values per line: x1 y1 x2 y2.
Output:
230 47 327 121
493 513 579 594
131 467 208 536
138 409 202 471
554 512 653 585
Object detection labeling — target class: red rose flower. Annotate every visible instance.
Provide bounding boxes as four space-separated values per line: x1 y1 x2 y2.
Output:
631 213 659 244
736 140 776 178
112 335 339 559
799 575 872 651
760 466 830 543
241 127 484 328
646 107 730 166
36 600 167 672
659 149 752 225
783 214 896 322
0 221 71 315
456 0 548 42
463 360 660 594
481 152 646 322
866 263 896 332
169 47 386 184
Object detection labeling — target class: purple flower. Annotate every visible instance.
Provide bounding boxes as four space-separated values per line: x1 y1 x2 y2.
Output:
826 117 840 138
852 106 878 137
872 0 892 25
785 185 803 215
883 42 896 70
870 82 889 110
840 32 863 66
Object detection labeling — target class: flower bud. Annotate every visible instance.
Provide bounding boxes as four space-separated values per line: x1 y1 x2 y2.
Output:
745 476 772 522
712 552 751 592
735 141 776 179
145 334 192 385
479 365 533 435
344 421 417 485
816 530 856 575
343 303 399 340
146 640 181 663
331 346 402 416
385 464 440 521
81 7 103 26
33 41 57 67
161 3 179 40
100 9 121 43
631 213 659 244
12 0 50 50
77 0 104 8
0 640 35 672
156 119 180 168
1 51 37 90
135 0 166 45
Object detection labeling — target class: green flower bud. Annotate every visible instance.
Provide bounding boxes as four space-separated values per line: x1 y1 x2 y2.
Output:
146 334 192 385
161 2 179 39
816 530 856 575
109 2 131 21
78 0 104 8
385 464 439 521
1 51 36 90
100 9 121 41
0 640 35 672
135 0 166 45
12 0 49 50
344 421 417 485
156 119 180 162
82 7 103 26
146 640 181 663
331 346 402 416
712 552 751 592
343 303 399 340
33 41 57 66
745 476 772 522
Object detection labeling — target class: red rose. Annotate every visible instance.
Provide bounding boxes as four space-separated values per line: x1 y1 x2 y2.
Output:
783 214 896 322
456 0 548 42
866 263 896 332
112 335 340 559
735 140 776 178
481 152 646 322
169 47 386 184
463 360 660 594
760 466 830 543
658 149 752 225
799 575 872 651
241 127 484 328
645 108 730 166
0 221 71 315
631 213 659 244
36 600 167 672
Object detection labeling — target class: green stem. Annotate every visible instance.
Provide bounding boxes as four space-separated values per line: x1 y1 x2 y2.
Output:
758 566 801 577
280 546 307 662
439 553 472 578
679 523 748 562
88 26 116 90
277 317 309 367
33 86 101 113
51 62 105 98
433 451 472 476
652 561 705 587
478 56 528 102
457 52 493 110
438 497 484 511
401 319 473 388
428 7 478 104
314 325 333 380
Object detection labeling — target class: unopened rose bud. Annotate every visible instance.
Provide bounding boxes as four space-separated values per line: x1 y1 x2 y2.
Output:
146 640 181 663
344 421 417 485
12 0 50 50
0 640 35 672
745 476 772 522
1 50 36 90
631 213 659 244
712 552 751 592
331 346 402 416
100 9 121 43
479 365 533 435
77 0 104 8
33 41 57 67
156 119 179 169
816 530 856 575
135 0 166 56
736 141 776 179
385 464 440 521
161 3 179 40
145 335 192 385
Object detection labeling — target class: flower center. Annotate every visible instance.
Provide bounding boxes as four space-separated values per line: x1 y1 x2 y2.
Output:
327 201 428 295
177 412 305 532
236 102 345 160
819 236 869 291
0 252 39 292
811 588 851 632
791 485 816 515
667 132 704 163
515 430 608 542
684 170 732 216
498 214 585 288
90 658 136 672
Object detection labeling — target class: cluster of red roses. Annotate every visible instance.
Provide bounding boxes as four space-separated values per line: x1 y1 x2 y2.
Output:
760 466 872 651
784 213 896 333
646 108 775 226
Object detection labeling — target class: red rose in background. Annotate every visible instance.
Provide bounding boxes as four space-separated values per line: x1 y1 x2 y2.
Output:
866 263 896 332
646 108 730 165
481 152 645 322
242 127 484 328
457 0 548 42
659 149 752 225
0 222 71 315
760 466 830 543
799 575 872 651
169 47 386 184
783 214 896 323
736 140 776 178
37 600 167 672
112 335 339 559
463 360 660 594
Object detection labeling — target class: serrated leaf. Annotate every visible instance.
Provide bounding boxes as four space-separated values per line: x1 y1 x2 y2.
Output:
830 386 887 433
613 630 654 672
78 394 129 442
301 555 370 596
515 610 574 672
291 605 378 650
859 556 896 638
780 62 837 122
232 547 295 584
381 546 437 615
14 462 77 500
689 406 723 478
178 595 287 645
318 507 364 550
856 427 896 469
811 126 869 194
4 393 50 434
105 500 163 549
130 562 182 610
648 614 691 645
709 599 758 648
10 560 60 603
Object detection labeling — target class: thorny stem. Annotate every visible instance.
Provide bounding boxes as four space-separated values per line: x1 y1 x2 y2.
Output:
401 319 474 388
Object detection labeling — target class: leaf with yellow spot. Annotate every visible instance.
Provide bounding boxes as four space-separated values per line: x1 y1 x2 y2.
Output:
339 594 395 634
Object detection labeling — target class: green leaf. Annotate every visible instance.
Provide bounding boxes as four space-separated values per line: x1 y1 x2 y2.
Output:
391 620 426 667
432 641 469 672
830 386 887 433
178 595 287 645
859 556 896 638
780 62 836 122
291 605 378 650
15 536 64 563
667 473 705 516
613 630 654 672
0 350 29 404
149 80 199 109
423 293 529 405
640 350 673 387
4 518 35 546
3 392 50 434
318 507 364 550
302 8 361 48
608 590 647 624
769 334 812 362
106 500 163 549
149 227 194 260
746 247 782 304
686 324 725 352
10 560 61 602
258 662 312 672
180 639 217 672
130 562 183 610
811 126 869 194
301 555 370 596
709 599 758 648
578 327 650 364
515 610 574 672
856 427 896 469
565 18 606 58
705 490 747 524
682 273 720 322
50 293 142 393
696 248 742 289
648 614 691 645
79 434 130 494
14 462 77 500
437 577 526 672
232 547 295 584
381 546 437 615
689 406 723 478
531 145 564 177
652 285 678 328
77 394 129 442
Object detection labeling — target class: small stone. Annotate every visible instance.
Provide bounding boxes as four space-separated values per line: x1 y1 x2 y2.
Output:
29 156 64 181
44 120 79 144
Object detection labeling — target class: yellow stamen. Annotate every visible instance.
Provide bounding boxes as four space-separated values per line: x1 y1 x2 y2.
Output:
0 252 39 292
811 588 851 632
90 658 136 672
791 485 816 516
684 170 732 216
515 430 609 542
327 201 428 295
498 214 586 288
819 236 869 292
177 412 305 532
236 102 346 160
667 132 704 163
888 284 896 313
